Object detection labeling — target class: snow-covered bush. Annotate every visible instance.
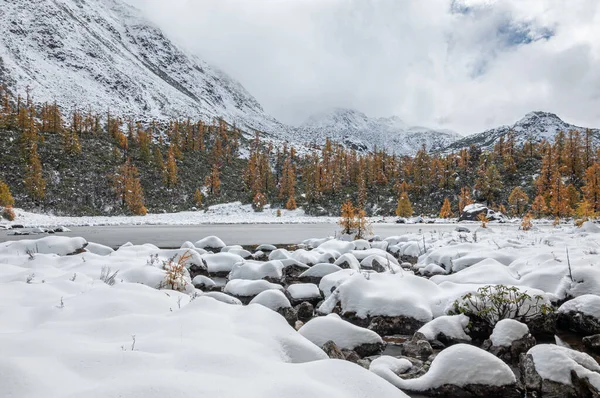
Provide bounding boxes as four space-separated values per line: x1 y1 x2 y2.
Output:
160 251 193 292
449 285 554 327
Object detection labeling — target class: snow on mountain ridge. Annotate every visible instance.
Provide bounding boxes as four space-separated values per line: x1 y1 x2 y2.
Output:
443 111 600 152
299 108 460 155
0 0 286 137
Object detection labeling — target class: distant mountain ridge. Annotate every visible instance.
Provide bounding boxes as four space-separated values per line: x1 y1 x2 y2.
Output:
2 0 597 156
442 111 600 152
297 108 461 155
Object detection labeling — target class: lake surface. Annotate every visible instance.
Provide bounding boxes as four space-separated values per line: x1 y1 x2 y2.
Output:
0 222 525 248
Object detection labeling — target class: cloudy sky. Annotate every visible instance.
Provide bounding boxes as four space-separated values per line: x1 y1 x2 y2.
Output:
124 0 600 134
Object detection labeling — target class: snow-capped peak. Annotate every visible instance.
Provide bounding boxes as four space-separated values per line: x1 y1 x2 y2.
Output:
298 108 460 155
443 111 600 152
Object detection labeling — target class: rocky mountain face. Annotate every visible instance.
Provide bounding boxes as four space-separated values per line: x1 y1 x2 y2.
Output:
0 0 286 137
442 111 600 152
297 108 461 155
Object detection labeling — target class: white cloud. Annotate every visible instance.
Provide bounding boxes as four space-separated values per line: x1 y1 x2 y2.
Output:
124 0 600 134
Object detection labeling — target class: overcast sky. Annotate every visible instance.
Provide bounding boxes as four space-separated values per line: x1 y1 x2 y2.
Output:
124 0 600 134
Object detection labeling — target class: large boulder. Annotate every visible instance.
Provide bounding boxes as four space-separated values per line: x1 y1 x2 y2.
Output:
371 344 519 397
583 334 600 355
401 332 433 360
458 203 506 222
520 344 600 398
557 295 600 335
299 314 385 358
417 314 471 346
482 319 536 365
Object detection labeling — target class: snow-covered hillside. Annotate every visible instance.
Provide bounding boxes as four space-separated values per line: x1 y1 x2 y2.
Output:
0 0 460 155
298 108 461 155
443 111 600 152
0 0 287 137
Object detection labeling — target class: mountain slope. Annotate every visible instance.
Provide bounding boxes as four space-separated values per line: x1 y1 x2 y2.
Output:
443 111 600 152
298 108 460 155
0 0 286 136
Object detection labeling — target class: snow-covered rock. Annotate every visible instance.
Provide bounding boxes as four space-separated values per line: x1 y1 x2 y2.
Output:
85 242 114 256
372 344 518 396
229 260 284 282
286 283 322 305
224 279 284 303
194 236 226 250
484 319 536 364
520 344 600 397
202 252 244 276
299 314 384 357
299 263 342 284
557 294 600 335
191 275 217 291
0 236 87 256
249 290 291 311
417 314 471 344
334 253 361 270
490 319 530 347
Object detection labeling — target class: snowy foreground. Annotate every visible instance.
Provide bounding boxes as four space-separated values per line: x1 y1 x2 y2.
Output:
2 223 600 397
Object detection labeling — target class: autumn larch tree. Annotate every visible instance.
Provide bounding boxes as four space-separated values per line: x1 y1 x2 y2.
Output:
582 163 600 213
395 191 413 218
531 195 548 218
508 187 529 217
194 188 203 209
339 200 356 235
205 164 221 196
439 198 453 219
166 145 178 187
354 208 371 239
0 180 15 207
24 144 46 202
458 187 473 213
112 160 147 215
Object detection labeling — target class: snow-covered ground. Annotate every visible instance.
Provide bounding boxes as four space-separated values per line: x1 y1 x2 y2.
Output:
2 220 600 397
2 203 343 228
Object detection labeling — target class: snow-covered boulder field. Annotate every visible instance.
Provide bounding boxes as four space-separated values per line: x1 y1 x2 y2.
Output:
1 223 600 398
0 238 406 398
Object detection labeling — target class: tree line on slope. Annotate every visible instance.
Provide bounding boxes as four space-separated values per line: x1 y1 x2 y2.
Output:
0 86 599 221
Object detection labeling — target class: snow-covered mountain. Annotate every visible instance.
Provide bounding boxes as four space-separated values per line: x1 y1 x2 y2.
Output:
0 0 287 137
297 108 461 155
443 111 600 152
0 0 461 155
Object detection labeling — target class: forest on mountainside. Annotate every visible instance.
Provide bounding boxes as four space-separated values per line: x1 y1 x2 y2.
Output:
0 87 599 221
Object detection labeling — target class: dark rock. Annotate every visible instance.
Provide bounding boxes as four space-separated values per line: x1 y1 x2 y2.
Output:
322 340 345 360
583 334 600 355
527 313 557 340
464 316 494 343
343 350 361 363
367 315 426 336
353 342 385 358
558 311 600 336
519 353 595 398
296 301 314 322
281 262 310 284
277 306 297 327
188 260 209 279
416 383 521 397
455 226 471 233
483 333 536 365
401 332 433 360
